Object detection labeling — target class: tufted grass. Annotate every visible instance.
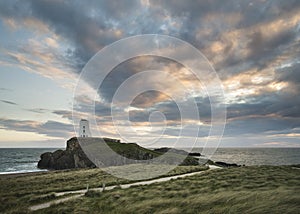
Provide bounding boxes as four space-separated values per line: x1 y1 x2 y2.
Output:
35 165 300 214
0 164 207 213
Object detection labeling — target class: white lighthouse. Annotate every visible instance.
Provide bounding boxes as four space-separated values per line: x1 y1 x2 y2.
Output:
79 119 91 137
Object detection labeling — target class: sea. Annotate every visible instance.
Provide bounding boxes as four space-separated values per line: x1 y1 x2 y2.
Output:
0 148 299 174
0 148 61 174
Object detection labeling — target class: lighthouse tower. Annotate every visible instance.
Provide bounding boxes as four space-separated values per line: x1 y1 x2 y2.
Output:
79 119 91 137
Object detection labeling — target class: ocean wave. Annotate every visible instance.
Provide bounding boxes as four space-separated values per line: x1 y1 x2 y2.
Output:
0 169 47 175
0 161 38 164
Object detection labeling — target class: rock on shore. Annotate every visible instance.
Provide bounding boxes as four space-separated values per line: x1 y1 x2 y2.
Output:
38 137 95 170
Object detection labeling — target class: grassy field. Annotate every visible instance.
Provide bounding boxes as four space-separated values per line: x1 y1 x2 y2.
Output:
0 165 207 213
33 165 300 214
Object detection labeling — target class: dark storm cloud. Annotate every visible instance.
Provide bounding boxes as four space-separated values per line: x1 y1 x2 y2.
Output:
153 97 212 123
275 62 300 89
0 88 12 92
154 0 300 46
224 83 300 136
234 0 300 28
154 0 299 23
224 116 300 136
160 125 210 138
29 0 108 67
0 1 31 18
227 89 300 119
40 120 73 136
94 102 112 117
20 0 181 69
1 0 299 72
99 56 179 103
129 100 181 122
0 100 17 105
86 0 142 18
52 109 88 124
213 28 298 74
0 118 73 138
265 127 300 136
0 0 138 70
130 91 167 108
99 59 140 103
25 108 49 114
128 96 211 123
246 30 296 68
73 97 112 117
54 102 116 123
52 110 73 121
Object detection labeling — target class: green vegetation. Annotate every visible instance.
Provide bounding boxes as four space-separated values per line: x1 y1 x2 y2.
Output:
37 166 300 214
83 138 200 166
0 165 207 213
106 141 160 157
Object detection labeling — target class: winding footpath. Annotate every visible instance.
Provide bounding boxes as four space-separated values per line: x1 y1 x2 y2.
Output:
29 165 221 211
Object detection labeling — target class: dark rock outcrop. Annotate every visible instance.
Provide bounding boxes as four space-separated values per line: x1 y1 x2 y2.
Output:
38 137 95 170
153 148 201 157
214 161 241 167
202 159 241 167
188 152 201 157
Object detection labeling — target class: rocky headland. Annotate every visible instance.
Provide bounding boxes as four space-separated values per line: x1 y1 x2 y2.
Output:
38 137 95 170
38 137 202 170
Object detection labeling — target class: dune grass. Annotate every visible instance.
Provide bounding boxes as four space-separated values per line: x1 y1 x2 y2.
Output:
0 164 207 213
35 165 300 214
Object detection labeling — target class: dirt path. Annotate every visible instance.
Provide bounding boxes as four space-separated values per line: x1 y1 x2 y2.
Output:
29 165 221 211
29 194 84 211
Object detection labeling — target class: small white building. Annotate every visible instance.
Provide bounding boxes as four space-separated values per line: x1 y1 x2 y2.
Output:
79 119 91 137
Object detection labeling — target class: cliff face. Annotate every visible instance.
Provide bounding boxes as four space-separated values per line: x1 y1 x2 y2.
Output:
38 137 199 170
38 137 95 170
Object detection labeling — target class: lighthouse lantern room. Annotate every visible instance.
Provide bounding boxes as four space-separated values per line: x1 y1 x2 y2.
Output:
79 119 91 137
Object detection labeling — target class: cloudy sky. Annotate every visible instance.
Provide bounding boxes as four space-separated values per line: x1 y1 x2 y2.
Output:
0 0 299 148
